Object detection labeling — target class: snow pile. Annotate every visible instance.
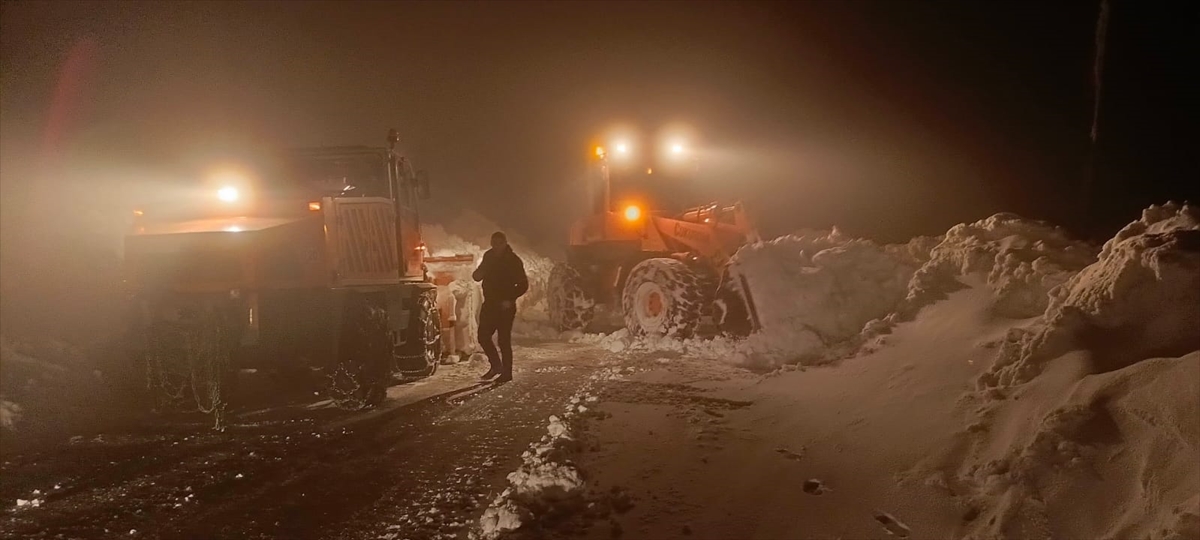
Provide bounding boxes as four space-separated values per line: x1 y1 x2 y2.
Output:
475 381 608 539
885 234 943 268
960 352 1199 540
724 228 917 366
904 213 1097 320
979 202 1200 389
475 413 583 539
942 203 1200 539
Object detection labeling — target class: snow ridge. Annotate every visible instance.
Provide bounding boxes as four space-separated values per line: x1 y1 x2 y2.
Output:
474 368 617 539
979 202 1200 389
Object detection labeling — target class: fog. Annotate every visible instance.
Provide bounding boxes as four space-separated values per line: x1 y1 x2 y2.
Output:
2 1 1196 347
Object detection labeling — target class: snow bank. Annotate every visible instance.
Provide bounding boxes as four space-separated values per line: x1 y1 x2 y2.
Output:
942 204 1200 539
979 202 1200 389
904 213 1096 320
722 228 916 366
885 234 943 268
961 352 1199 540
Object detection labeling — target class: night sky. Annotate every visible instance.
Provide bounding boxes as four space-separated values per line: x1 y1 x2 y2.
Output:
2 0 1197 252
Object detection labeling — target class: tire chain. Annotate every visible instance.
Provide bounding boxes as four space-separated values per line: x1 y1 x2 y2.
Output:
548 263 596 331
622 258 715 338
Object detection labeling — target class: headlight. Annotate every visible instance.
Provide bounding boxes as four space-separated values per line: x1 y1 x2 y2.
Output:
217 186 240 202
623 205 642 221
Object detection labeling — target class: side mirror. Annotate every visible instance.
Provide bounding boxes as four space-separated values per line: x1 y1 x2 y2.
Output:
417 170 431 200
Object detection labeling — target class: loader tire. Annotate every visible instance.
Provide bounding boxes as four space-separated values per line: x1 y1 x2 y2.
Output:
622 258 714 338
329 294 389 410
548 263 595 331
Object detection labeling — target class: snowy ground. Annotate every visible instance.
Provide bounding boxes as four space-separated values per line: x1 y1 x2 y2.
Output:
484 203 1199 540
2 205 1196 540
0 341 621 540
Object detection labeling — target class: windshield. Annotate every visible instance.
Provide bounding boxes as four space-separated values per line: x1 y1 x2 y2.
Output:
261 150 391 198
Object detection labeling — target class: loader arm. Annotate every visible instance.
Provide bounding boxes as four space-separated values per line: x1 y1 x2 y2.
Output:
649 202 760 267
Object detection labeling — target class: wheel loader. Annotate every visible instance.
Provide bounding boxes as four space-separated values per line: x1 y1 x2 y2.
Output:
547 143 762 338
123 129 443 427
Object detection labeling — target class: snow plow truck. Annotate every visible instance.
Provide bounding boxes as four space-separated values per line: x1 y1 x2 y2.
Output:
548 142 762 338
123 130 442 425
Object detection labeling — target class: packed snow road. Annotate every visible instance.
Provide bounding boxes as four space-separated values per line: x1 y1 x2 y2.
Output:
0 341 612 540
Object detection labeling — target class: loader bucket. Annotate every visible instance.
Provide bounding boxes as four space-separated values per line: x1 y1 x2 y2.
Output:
714 267 761 337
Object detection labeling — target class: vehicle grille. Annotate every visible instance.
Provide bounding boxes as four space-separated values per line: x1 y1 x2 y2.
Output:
334 201 399 281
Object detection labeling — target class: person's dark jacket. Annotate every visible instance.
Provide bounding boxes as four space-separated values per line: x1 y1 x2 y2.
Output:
472 246 529 304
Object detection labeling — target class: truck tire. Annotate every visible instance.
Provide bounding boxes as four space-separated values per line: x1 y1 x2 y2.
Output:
145 320 192 412
548 263 595 331
183 304 237 429
329 294 389 410
394 289 442 378
144 303 237 429
621 258 714 338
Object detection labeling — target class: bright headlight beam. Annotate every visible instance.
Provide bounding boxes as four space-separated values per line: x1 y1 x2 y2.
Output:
671 143 685 155
217 186 240 202
616 142 629 154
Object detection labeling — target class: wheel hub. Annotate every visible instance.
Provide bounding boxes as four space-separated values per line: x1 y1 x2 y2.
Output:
647 291 664 318
634 281 669 334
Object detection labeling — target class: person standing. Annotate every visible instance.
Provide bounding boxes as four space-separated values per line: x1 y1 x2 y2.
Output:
472 232 528 382
432 272 458 360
